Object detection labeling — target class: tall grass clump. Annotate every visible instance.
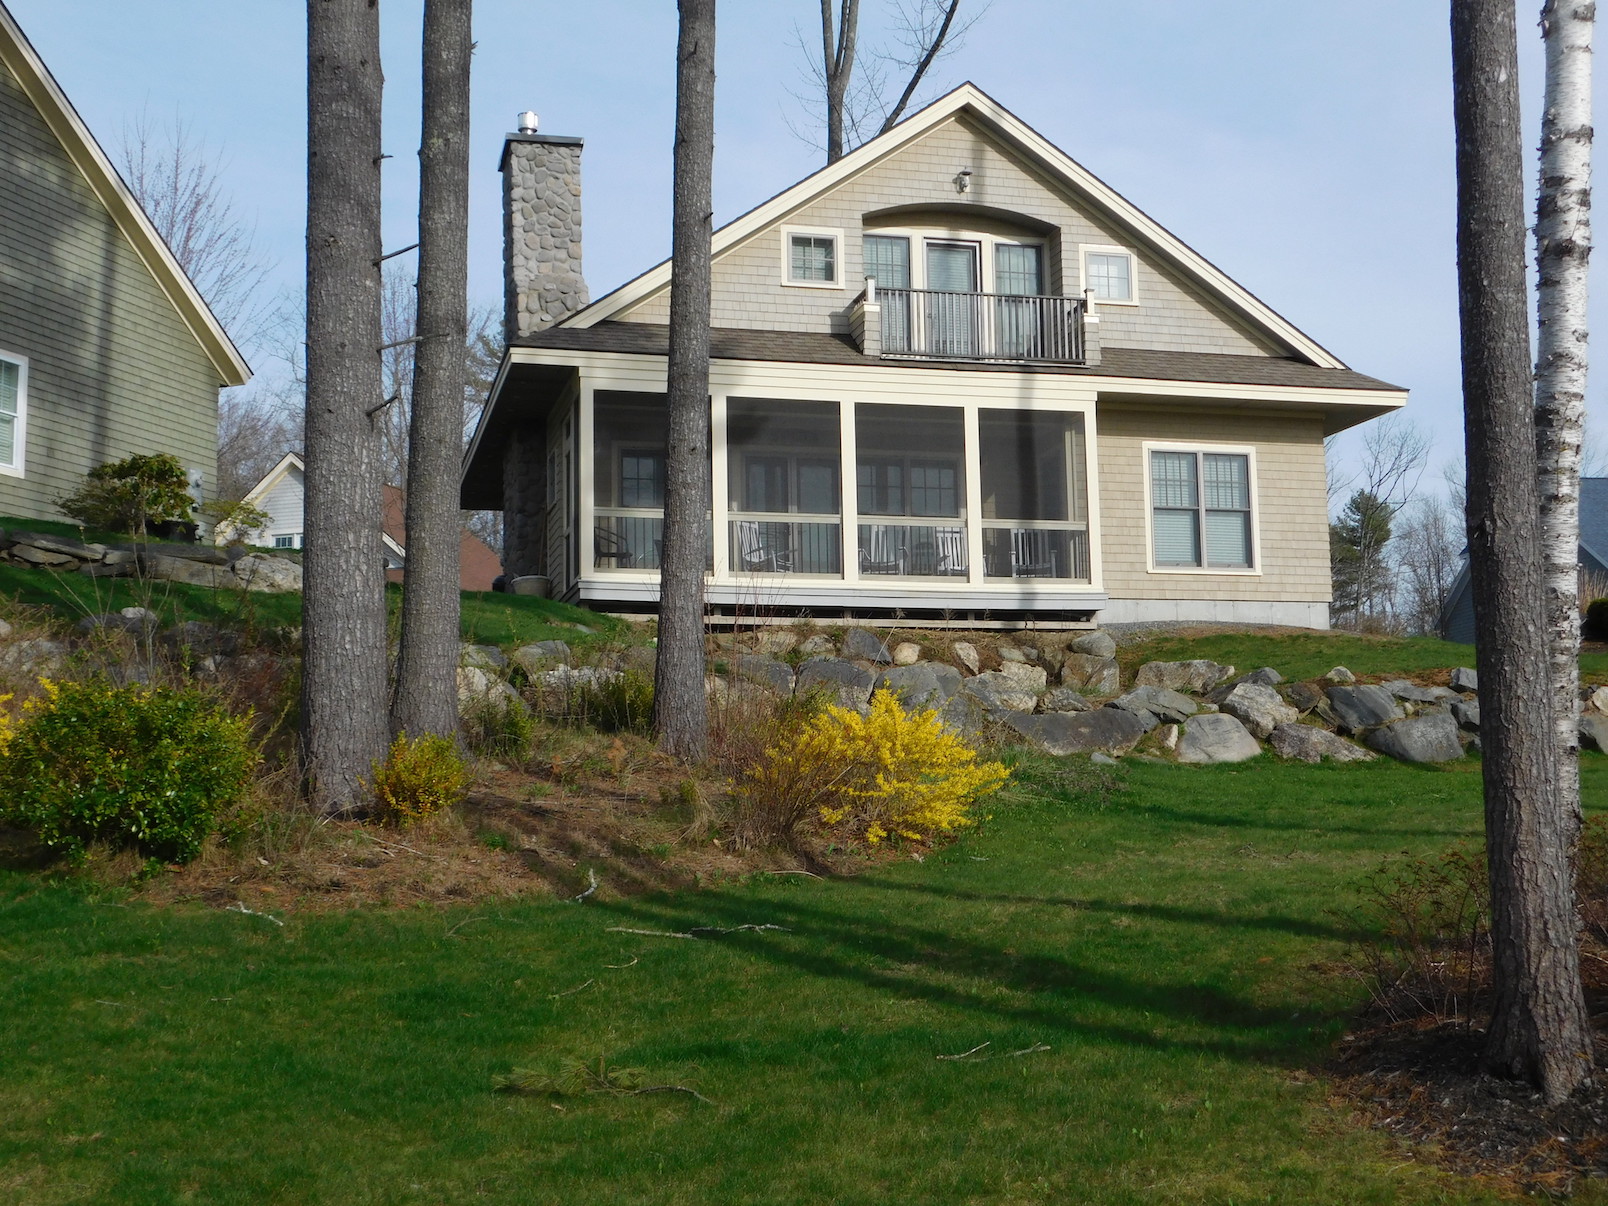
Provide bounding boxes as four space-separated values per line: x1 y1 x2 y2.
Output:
0 678 256 863
737 689 1008 848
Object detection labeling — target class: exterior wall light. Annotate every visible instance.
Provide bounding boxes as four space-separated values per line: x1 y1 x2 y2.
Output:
954 168 973 193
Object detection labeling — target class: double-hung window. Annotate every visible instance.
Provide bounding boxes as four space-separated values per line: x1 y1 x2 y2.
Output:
0 351 25 475
1149 448 1254 569
783 227 842 287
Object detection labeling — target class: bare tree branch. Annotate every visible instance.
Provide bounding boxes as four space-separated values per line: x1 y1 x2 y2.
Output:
877 0 959 135
117 110 273 347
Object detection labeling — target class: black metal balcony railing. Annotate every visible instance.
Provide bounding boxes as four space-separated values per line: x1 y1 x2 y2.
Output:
877 288 1085 363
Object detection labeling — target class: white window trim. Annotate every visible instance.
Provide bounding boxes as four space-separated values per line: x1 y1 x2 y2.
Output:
1079 244 1139 307
862 225 1049 296
1141 440 1261 576
780 225 846 289
0 347 28 478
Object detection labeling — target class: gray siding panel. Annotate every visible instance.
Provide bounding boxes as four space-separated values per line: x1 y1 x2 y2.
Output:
0 60 220 522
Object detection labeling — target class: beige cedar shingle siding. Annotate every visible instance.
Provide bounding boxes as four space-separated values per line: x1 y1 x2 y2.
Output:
0 60 220 521
1095 406 1331 604
616 115 1284 359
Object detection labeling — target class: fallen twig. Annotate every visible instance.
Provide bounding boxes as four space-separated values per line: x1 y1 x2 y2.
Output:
444 916 486 938
1007 1043 1050 1057
549 978 595 999
630 1084 717 1106
757 869 821 879
572 869 599 902
604 956 639 969
368 836 446 863
936 1042 991 1061
227 901 284 927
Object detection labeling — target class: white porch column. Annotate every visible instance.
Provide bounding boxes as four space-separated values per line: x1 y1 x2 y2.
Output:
710 390 729 580
963 404 984 583
840 397 859 583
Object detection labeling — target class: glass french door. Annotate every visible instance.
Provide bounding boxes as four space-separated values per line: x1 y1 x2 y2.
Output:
925 241 979 357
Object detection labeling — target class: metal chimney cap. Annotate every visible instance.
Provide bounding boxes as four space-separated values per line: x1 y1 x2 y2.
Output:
517 111 539 135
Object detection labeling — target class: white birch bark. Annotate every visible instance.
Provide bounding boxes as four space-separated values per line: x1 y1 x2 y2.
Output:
1535 0 1594 838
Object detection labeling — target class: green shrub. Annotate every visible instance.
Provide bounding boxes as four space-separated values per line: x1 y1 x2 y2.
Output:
1586 598 1608 640
577 670 654 734
56 452 196 535
462 694 535 762
0 679 256 863
370 733 471 826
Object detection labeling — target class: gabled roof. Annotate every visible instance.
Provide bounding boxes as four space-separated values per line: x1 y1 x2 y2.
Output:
241 450 304 507
0 2 250 386
569 82 1345 370
1581 478 1608 570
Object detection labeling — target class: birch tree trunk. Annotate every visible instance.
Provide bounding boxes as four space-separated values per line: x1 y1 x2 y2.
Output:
392 0 472 740
1535 0 1594 842
653 0 715 760
302 0 391 811
1451 0 1592 1103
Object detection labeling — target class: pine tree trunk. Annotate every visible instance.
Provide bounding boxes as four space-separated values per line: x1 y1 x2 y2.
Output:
1535 0 1594 844
302 0 391 812
1451 0 1592 1103
653 0 715 761
392 0 472 740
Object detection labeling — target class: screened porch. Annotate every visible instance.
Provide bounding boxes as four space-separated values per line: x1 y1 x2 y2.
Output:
586 391 1093 590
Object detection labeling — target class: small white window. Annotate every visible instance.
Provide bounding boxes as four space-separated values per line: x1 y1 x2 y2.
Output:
781 226 843 288
1081 245 1137 305
0 349 28 476
1146 445 1257 572
273 533 302 550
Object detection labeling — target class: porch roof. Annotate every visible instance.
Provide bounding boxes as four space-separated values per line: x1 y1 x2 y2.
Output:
509 321 1403 393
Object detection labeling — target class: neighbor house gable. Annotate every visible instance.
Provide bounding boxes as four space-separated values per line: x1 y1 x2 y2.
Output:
0 2 248 387
577 83 1343 369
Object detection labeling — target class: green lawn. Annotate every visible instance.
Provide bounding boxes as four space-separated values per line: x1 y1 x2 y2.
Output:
7 756 1601 1204
0 558 631 651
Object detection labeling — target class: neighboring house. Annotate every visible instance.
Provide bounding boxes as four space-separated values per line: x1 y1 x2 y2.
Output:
0 3 249 522
461 84 1406 625
235 452 503 593
1439 477 1608 644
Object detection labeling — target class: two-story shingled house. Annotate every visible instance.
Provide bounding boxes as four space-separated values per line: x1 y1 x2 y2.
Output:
461 84 1404 627
0 3 249 523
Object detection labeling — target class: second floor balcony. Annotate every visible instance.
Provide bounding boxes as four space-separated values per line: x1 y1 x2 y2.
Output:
855 283 1088 365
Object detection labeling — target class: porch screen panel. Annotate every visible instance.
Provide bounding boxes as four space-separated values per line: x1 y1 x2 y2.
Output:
864 235 911 352
979 409 1089 580
593 391 673 571
727 398 841 575
855 403 966 577
1150 451 1201 566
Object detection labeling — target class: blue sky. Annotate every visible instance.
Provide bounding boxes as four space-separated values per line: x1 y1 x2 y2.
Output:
6 0 1587 493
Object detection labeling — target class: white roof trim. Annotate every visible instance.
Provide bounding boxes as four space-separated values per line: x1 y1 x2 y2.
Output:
0 2 250 385
570 83 1345 370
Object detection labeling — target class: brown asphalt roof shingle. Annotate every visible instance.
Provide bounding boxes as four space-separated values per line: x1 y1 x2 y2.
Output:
510 322 1402 393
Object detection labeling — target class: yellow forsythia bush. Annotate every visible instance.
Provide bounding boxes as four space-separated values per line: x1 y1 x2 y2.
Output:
370 733 471 825
749 689 1009 845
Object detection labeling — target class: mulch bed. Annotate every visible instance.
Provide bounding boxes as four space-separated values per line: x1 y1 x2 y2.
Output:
1330 962 1608 1196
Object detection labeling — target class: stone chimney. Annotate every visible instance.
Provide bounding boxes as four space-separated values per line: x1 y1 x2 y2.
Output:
501 128 589 341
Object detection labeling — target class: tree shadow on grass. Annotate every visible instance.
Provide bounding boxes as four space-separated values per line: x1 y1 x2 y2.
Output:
845 877 1358 942
590 888 1347 1065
